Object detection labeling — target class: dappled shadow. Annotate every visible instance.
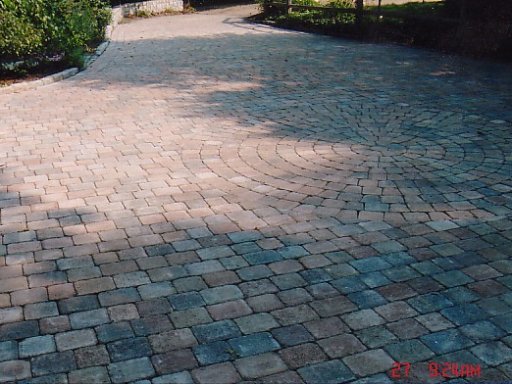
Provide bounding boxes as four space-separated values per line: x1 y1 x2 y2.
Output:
2 15 512 225
57 15 512 222
1 15 512 264
71 16 512 120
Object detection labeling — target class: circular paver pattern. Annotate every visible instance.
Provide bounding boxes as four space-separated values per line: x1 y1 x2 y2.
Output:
197 104 511 217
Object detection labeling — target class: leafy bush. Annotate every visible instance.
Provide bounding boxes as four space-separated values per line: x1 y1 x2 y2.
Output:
0 0 111 70
271 0 354 26
327 0 352 8
292 0 320 6
326 0 354 23
0 1 44 59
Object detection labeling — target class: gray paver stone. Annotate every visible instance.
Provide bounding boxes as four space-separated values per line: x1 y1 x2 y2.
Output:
208 299 252 320
192 362 241 384
471 342 512 366
152 371 194 384
69 366 111 384
0 307 23 324
132 315 174 336
279 343 327 369
228 332 280 357
56 329 97 351
318 334 366 358
109 357 155 383
271 325 314 347
0 360 31 381
235 313 279 334
75 345 111 368
149 329 197 353
19 335 56 357
0 320 39 341
384 339 434 363
0 341 18 362
24 302 59 320
272 304 319 325
192 320 241 343
193 341 232 365
235 352 287 379
200 285 243 305
343 349 395 376
298 360 355 384
152 349 198 375
107 337 152 362
32 351 77 375
342 309 385 330
70 308 110 329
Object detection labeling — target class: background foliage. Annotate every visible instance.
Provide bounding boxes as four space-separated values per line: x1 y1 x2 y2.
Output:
264 0 512 60
444 0 512 58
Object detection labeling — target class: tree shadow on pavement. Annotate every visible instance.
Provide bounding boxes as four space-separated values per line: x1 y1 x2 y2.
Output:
62 19 512 223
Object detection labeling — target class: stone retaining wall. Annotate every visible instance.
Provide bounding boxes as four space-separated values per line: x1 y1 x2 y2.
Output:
107 0 183 37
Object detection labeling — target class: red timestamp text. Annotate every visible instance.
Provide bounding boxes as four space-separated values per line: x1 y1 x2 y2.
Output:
390 361 482 379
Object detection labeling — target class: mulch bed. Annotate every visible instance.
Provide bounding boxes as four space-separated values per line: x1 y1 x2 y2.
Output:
0 61 71 87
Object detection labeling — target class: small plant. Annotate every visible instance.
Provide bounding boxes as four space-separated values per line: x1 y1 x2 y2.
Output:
135 9 153 17
181 5 195 14
292 0 320 6
327 0 353 8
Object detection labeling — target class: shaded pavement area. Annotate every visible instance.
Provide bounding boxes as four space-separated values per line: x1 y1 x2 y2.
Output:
1 6 512 383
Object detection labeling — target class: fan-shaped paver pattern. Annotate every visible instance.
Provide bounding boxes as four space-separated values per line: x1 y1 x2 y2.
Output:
1 8 512 383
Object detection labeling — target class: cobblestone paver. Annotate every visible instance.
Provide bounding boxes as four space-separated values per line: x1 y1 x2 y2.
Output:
1 7 512 383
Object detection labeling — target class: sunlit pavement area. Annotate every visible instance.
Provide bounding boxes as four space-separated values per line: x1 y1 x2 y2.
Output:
1 7 512 383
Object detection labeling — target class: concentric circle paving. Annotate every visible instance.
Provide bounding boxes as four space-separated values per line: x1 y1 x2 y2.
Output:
195 102 511 219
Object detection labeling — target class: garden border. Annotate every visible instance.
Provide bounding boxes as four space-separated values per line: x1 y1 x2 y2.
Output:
0 0 183 94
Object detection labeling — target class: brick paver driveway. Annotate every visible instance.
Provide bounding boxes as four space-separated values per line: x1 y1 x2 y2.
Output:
2 7 512 383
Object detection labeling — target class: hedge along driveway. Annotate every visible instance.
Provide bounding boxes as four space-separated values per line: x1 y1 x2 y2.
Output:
0 0 110 69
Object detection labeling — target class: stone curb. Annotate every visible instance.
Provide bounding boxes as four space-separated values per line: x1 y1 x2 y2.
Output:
0 67 80 95
84 41 111 68
0 38 109 96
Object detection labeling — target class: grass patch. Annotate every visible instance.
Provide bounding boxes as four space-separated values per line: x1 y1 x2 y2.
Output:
368 1 445 16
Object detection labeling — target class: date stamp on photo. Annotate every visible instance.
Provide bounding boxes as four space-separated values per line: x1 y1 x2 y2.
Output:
390 361 482 379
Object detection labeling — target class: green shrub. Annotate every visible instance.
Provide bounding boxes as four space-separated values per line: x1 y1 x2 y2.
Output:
292 0 320 6
0 0 45 59
326 0 354 23
0 0 111 70
274 0 354 26
327 0 352 8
